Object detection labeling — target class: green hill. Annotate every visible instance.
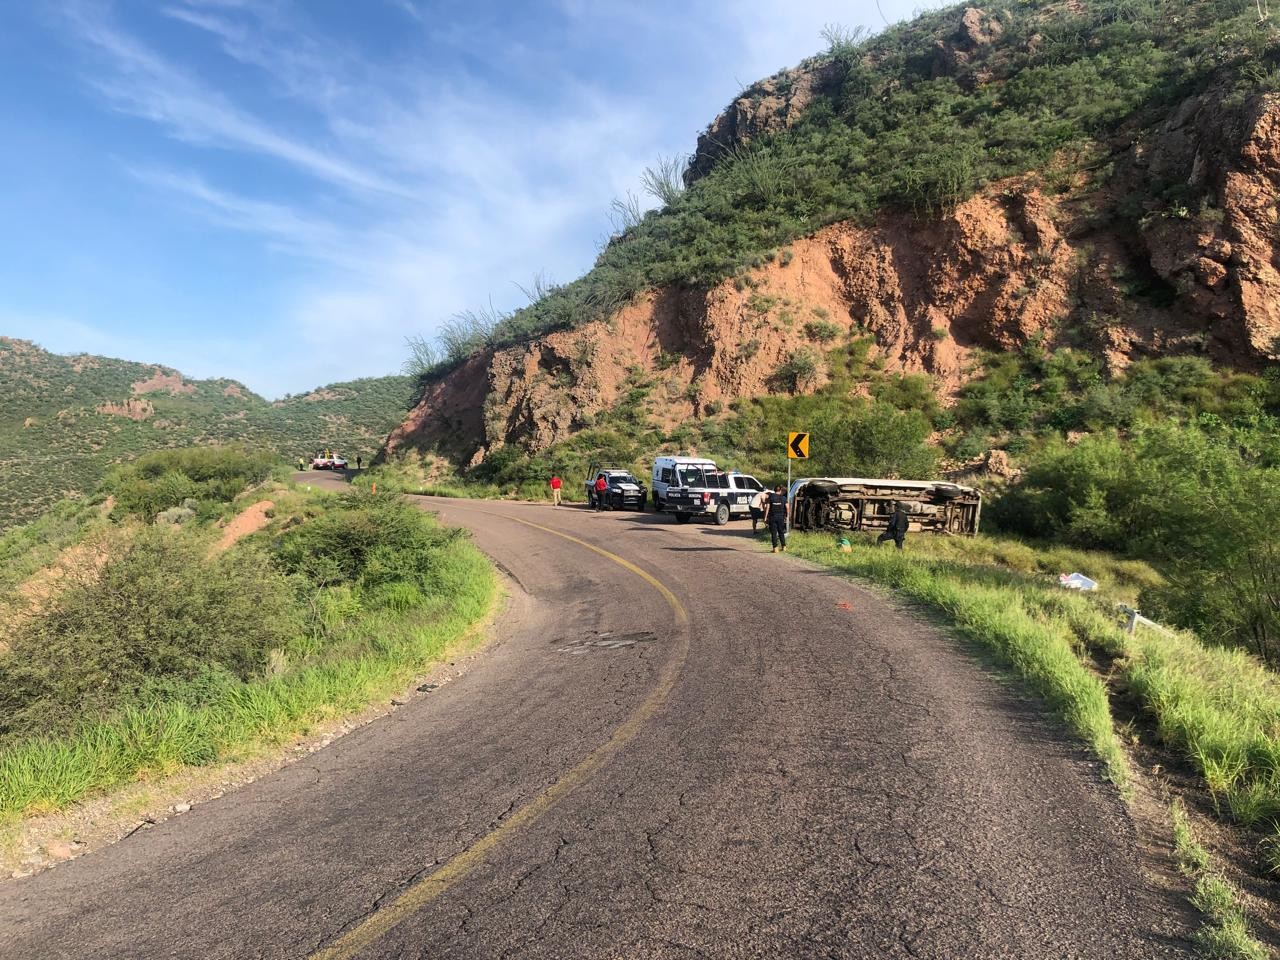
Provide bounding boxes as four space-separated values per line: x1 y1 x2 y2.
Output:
0 337 412 529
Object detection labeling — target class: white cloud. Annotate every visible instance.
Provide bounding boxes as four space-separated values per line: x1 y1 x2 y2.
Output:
54 0 932 397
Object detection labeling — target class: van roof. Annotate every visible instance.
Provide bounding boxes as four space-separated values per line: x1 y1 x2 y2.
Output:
656 456 717 464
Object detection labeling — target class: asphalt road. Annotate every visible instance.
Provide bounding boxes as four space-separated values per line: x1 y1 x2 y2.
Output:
0 486 1192 959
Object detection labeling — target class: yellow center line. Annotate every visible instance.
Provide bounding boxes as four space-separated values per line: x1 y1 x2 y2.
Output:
309 507 689 960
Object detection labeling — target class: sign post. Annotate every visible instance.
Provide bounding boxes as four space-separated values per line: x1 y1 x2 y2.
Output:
786 432 809 532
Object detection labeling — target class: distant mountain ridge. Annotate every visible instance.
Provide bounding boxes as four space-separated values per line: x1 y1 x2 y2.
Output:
0 337 411 529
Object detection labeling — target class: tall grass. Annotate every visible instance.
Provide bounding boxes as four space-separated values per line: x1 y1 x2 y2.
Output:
1171 799 1269 960
1127 630 1280 828
0 516 496 817
784 532 1130 785
786 530 1280 896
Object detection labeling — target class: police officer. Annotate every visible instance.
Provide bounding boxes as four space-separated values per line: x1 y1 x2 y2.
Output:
766 484 789 553
877 501 910 550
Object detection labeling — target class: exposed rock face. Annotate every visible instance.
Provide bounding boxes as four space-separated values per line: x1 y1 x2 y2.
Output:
1135 90 1280 363
932 7 1005 81
385 90 1280 468
130 370 195 396
685 59 843 184
96 398 155 421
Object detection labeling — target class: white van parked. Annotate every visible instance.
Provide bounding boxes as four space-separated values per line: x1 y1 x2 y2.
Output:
650 455 717 510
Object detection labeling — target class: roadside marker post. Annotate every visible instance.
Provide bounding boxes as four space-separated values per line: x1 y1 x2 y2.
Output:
786 432 809 533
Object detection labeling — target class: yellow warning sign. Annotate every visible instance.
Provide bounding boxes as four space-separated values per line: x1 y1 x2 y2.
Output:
787 432 809 459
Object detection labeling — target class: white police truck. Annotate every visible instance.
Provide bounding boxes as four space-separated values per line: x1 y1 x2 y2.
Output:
652 456 764 525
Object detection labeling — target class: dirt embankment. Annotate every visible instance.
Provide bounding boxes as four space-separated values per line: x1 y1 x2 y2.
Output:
384 86 1280 468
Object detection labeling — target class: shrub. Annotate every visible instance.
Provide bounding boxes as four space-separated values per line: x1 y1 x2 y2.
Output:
273 494 463 601
0 525 302 743
775 348 822 392
804 320 842 342
104 447 277 521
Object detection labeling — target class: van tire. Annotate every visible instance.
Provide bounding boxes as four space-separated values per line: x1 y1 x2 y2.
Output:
674 513 691 524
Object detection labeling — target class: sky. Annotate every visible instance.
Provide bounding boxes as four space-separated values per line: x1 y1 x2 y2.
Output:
0 0 924 398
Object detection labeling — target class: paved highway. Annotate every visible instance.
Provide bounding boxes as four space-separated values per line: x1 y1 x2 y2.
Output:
0 489 1192 958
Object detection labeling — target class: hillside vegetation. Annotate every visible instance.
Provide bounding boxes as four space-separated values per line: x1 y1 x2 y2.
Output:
0 337 412 530
404 0 1280 376
0 447 495 817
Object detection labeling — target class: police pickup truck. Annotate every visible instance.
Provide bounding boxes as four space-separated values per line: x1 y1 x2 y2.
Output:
659 461 764 525
585 467 647 510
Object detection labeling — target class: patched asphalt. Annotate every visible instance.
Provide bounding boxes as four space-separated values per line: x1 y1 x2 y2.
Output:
0 488 1194 958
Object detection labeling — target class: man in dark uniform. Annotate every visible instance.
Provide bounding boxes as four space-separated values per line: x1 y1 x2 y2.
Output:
766 484 789 553
878 502 910 550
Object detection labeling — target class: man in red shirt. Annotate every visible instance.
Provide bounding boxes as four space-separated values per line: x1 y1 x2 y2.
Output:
594 473 608 511
550 474 562 506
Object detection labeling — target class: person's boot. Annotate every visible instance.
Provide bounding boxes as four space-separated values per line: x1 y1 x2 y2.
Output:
771 546 779 553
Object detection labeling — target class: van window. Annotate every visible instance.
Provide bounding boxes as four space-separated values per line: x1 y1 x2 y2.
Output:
660 468 673 484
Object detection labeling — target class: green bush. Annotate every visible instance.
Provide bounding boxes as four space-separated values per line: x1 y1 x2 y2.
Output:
273 494 463 601
0 525 302 744
803 320 842 342
993 423 1280 664
104 446 278 521
775 348 822 392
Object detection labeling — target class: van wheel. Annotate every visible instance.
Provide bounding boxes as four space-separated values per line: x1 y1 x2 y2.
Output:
715 503 730 526
674 513 691 524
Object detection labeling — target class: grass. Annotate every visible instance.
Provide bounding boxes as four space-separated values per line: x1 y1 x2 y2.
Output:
1126 629 1280 830
783 526 1280 944
0 476 499 820
0 538 495 818
1172 799 1269 960
783 530 1131 784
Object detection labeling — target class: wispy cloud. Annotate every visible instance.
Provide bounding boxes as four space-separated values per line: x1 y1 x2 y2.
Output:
48 0 920 396
66 3 412 198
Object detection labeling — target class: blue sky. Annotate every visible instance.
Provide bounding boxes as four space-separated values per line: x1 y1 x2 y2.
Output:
1 0 922 398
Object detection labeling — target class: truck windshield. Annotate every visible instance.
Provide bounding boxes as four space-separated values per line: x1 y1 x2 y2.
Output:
678 467 711 486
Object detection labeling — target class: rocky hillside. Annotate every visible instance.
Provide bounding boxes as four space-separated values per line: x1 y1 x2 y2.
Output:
0 338 412 529
386 0 1280 470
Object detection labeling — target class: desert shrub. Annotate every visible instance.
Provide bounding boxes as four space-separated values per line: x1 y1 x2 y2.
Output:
775 348 822 392
104 446 277 521
993 424 1280 663
0 525 302 743
804 320 842 342
273 494 463 602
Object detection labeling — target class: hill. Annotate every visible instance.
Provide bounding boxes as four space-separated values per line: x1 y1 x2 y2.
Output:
375 0 1280 687
0 337 412 529
385 0 1280 471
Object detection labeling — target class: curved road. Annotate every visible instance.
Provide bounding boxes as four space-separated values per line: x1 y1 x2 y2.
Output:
1 490 1191 958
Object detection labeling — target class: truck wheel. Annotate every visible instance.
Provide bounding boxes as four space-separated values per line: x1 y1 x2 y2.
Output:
714 503 730 525
674 513 691 524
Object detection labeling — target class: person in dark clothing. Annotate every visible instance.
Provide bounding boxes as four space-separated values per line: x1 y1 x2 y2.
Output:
356 455 363 471
766 485 789 553
877 502 910 550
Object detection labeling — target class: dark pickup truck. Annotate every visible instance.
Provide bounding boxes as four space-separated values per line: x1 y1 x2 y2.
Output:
585 467 647 510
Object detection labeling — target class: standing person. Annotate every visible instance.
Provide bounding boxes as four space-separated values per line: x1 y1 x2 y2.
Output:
877 502 910 550
550 474 563 506
594 473 608 511
356 455 363 471
749 487 767 533
766 484 789 553
297 456 306 472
